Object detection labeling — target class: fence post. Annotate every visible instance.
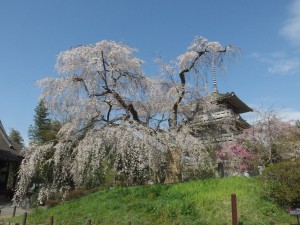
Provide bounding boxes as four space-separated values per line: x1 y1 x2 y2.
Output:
128 222 131 225
269 221 275 225
86 219 91 225
231 193 238 225
50 215 54 225
22 212 27 225
12 206 17 217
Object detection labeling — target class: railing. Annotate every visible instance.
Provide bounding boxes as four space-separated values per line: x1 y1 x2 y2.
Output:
194 110 233 124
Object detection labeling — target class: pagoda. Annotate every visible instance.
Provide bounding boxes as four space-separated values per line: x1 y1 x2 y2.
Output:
181 64 253 179
189 63 252 143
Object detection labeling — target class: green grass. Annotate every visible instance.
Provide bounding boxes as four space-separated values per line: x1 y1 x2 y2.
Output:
9 177 295 225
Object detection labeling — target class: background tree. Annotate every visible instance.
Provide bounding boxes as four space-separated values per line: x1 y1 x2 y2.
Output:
295 120 300 128
14 36 238 204
8 128 24 148
237 108 300 165
216 142 254 176
28 100 61 144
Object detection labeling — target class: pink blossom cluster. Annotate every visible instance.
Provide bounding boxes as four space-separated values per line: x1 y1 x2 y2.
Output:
216 142 254 171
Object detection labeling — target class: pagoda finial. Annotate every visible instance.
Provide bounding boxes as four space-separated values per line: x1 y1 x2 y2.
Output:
211 57 218 93
204 74 208 94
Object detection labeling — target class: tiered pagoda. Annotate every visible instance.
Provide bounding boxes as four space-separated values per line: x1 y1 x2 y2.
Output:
189 64 252 143
182 66 253 179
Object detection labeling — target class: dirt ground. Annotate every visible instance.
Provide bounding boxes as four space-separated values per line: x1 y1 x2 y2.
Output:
0 195 31 219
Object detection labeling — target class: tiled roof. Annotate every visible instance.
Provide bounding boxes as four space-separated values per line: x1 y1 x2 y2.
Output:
0 120 23 162
213 92 253 114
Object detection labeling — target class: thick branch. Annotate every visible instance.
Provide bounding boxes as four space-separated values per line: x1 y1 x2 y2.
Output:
112 91 140 122
72 76 90 97
101 51 110 89
104 100 113 121
169 51 206 128
169 47 229 128
100 52 140 122
100 115 129 124
92 90 111 97
78 112 101 133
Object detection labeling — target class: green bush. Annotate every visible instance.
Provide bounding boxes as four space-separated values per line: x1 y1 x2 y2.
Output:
64 188 87 201
260 160 300 208
45 199 61 208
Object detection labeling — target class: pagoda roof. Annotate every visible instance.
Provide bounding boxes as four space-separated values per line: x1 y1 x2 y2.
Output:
0 121 23 162
212 91 253 114
235 115 251 131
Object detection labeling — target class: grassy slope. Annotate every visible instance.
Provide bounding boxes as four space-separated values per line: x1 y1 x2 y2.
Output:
11 177 294 225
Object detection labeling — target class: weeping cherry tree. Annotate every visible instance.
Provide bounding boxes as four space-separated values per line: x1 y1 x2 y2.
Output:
14 36 238 204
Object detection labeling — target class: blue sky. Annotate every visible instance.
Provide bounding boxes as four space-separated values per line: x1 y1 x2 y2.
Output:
1 0 300 144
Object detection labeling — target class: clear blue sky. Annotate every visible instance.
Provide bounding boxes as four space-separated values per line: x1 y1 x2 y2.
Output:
1 0 300 144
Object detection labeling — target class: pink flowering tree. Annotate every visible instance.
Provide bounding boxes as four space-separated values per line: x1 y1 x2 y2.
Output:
216 142 254 175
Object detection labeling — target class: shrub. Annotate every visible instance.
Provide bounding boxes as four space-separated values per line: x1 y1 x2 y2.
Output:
64 188 87 201
260 160 300 208
45 199 61 208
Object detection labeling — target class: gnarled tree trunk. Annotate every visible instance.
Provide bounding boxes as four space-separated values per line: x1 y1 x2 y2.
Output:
164 148 182 184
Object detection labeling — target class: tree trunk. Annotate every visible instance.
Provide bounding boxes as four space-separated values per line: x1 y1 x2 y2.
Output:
164 148 182 184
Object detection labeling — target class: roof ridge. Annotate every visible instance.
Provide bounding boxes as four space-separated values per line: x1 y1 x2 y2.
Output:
0 120 14 149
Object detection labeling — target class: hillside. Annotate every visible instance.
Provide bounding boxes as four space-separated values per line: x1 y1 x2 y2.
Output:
9 177 294 225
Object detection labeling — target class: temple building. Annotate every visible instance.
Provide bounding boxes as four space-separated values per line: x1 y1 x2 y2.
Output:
0 121 23 197
189 61 252 143
182 65 253 179
190 91 252 143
